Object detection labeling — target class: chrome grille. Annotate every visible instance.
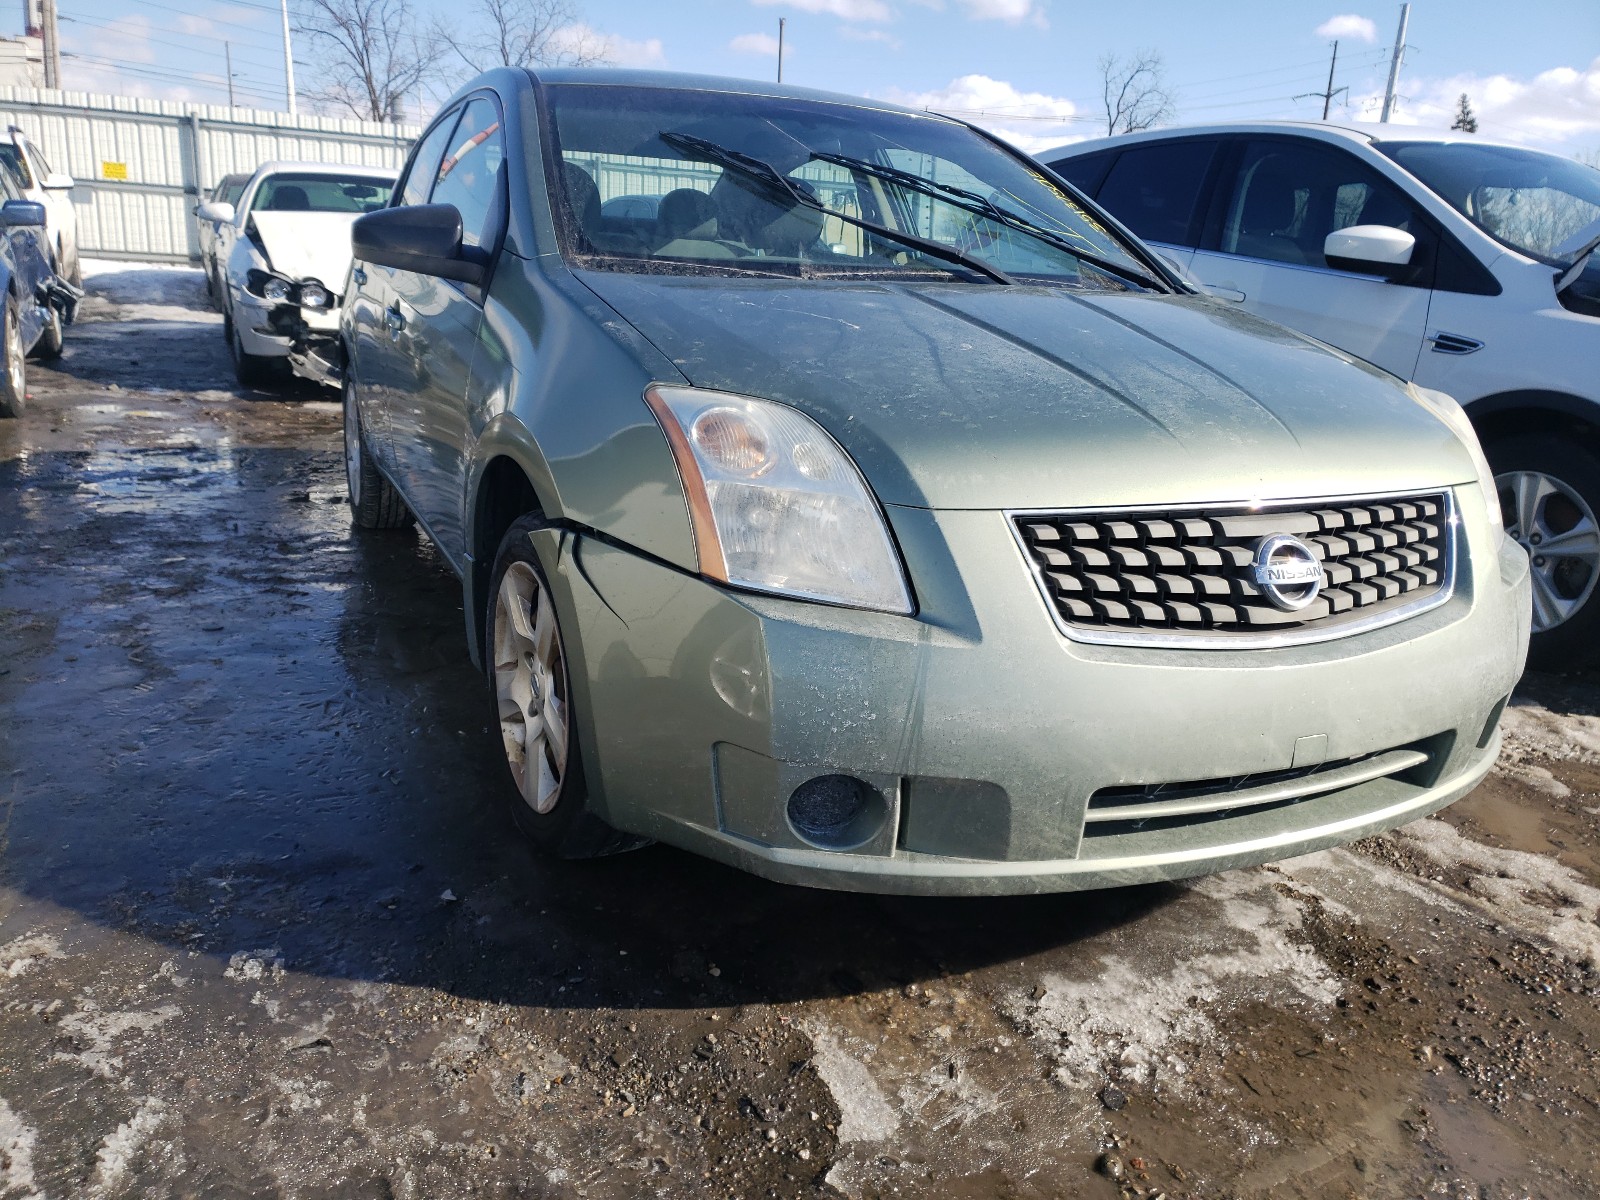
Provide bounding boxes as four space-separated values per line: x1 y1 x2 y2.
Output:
1013 493 1453 642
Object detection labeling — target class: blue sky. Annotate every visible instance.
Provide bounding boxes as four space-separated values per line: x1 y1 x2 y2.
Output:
48 0 1600 155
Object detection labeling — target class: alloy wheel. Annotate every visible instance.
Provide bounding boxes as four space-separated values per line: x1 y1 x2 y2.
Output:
493 561 570 815
343 388 363 508
1499 469 1600 632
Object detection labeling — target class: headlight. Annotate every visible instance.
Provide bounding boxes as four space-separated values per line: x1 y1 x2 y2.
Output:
261 276 291 303
299 282 331 309
1409 384 1504 531
645 385 913 614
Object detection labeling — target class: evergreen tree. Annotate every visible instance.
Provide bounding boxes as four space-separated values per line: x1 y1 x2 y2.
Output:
1451 94 1479 134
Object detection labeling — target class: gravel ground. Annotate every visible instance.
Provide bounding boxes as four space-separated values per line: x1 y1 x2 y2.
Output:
0 262 1597 1200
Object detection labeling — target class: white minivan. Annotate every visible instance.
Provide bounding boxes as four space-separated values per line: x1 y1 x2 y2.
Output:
1044 124 1599 668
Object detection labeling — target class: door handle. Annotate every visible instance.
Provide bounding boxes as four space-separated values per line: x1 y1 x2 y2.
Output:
352 266 367 286
1201 284 1247 303
385 303 406 335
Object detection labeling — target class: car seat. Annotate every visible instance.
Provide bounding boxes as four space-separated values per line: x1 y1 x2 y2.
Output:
269 185 310 211
1234 163 1310 265
656 188 715 244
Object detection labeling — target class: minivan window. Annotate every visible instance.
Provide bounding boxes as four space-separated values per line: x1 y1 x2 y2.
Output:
543 84 1160 289
1378 140 1600 264
427 97 504 249
1220 140 1426 272
1094 140 1219 247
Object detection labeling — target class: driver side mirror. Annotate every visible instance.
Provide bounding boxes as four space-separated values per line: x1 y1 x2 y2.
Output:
196 200 234 224
352 203 486 285
0 199 45 228
1324 225 1416 278
42 171 73 190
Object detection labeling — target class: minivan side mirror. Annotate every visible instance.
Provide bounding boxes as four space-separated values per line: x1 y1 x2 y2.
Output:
1324 225 1416 277
196 200 235 224
0 199 46 228
352 204 486 286
42 171 73 190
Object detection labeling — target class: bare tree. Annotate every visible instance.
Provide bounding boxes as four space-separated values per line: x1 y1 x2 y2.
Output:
296 0 431 123
435 0 609 74
1099 51 1175 137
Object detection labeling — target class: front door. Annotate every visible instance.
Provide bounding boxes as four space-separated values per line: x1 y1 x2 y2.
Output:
1187 139 1434 379
385 95 506 561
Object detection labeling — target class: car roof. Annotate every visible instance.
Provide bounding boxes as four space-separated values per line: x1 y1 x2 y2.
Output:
1039 120 1533 160
527 67 945 123
250 161 400 180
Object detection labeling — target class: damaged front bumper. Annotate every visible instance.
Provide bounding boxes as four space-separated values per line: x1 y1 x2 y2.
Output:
514 484 1530 896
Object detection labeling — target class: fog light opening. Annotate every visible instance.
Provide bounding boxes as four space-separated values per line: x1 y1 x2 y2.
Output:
1478 694 1511 749
786 775 885 850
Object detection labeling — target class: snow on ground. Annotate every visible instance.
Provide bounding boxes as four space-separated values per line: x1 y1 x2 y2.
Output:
78 257 211 323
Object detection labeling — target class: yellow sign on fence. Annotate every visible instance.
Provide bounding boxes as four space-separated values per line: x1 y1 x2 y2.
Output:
101 161 128 181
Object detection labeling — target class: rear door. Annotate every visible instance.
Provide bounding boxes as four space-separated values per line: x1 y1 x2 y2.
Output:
386 94 507 561
1187 138 1434 378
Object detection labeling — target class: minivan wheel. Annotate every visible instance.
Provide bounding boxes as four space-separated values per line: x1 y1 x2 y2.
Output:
344 379 408 529
488 515 647 859
0 294 26 418
1490 434 1600 670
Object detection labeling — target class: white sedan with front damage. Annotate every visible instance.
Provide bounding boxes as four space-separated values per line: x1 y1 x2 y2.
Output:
203 161 396 388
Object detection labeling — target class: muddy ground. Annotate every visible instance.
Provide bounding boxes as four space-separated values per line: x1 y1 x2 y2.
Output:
0 262 1597 1200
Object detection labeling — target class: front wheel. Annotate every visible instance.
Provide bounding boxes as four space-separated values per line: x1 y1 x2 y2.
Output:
488 515 646 859
0 294 26 418
227 312 277 389
1490 433 1600 671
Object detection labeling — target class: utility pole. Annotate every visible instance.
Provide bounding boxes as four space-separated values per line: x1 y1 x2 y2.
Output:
279 0 298 117
39 0 60 89
1380 3 1410 123
225 41 236 108
1295 41 1347 120
776 18 785 84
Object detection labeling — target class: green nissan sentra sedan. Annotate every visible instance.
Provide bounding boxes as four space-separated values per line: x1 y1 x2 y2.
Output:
341 68 1531 895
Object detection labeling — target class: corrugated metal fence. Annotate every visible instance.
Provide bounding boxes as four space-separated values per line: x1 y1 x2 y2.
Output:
0 87 420 263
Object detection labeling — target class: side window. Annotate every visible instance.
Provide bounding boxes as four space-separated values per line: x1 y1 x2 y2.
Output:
1093 140 1218 248
0 145 31 189
429 97 505 249
1047 150 1115 197
397 111 459 209
27 143 52 178
1220 139 1430 271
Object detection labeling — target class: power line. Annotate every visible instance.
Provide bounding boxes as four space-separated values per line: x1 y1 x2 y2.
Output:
63 13 284 71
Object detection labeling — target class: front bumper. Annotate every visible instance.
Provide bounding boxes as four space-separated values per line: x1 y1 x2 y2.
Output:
232 291 341 359
529 484 1530 895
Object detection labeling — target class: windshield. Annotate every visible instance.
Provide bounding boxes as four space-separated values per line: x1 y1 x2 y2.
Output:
1378 140 1600 263
542 83 1160 289
249 173 393 214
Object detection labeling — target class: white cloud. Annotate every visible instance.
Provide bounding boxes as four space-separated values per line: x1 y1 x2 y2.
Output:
551 23 666 68
1349 56 1600 147
957 0 1046 25
751 0 892 22
839 27 902 48
880 74 1090 154
1315 14 1377 42
730 32 781 56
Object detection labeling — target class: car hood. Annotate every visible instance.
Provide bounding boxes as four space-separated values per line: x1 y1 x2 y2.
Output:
248 212 360 290
578 273 1476 510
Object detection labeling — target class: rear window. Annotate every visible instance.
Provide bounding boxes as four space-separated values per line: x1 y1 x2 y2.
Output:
250 174 393 213
1094 140 1218 247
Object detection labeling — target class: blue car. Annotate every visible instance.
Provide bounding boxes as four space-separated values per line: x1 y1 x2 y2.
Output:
0 156 76 418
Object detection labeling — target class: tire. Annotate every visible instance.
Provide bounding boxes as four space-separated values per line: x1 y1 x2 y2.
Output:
31 302 62 361
343 377 408 529
227 311 277 389
488 514 647 859
1488 432 1600 671
0 294 26 418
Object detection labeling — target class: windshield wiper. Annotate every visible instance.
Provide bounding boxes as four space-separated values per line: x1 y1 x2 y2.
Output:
658 131 1014 285
811 150 1169 292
